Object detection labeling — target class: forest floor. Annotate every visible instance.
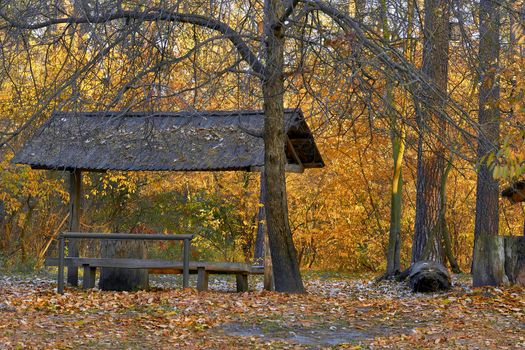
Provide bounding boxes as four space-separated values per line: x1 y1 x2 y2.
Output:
0 271 523 349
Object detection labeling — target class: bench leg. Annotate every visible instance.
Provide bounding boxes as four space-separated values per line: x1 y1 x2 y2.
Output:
197 267 209 292
236 273 248 292
82 266 96 289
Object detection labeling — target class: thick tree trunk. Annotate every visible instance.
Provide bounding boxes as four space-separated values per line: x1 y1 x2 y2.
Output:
472 235 506 286
412 0 450 265
410 0 451 292
99 239 149 291
263 0 305 293
472 0 501 287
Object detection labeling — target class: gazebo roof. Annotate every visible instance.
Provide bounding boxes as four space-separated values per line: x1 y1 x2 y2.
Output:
501 180 525 203
12 109 324 172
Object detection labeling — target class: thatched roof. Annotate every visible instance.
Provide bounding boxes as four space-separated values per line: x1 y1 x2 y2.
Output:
12 109 324 172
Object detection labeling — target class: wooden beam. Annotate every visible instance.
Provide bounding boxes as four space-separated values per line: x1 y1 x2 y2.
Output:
250 164 304 173
286 138 303 166
253 169 274 291
285 164 304 173
253 171 266 263
67 170 81 286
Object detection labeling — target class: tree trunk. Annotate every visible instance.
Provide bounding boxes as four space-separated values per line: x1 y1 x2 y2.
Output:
0 200 5 251
386 134 404 277
354 0 366 23
99 239 149 291
472 0 501 287
378 0 404 279
412 0 450 265
263 0 305 293
472 235 506 286
440 160 462 273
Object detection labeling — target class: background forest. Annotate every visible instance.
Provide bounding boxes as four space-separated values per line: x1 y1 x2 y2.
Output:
0 0 524 276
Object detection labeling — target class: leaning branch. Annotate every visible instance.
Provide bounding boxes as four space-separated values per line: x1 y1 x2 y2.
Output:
300 0 481 153
0 7 265 76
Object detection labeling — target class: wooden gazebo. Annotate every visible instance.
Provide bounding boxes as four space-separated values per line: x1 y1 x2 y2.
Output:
12 109 324 287
502 181 525 204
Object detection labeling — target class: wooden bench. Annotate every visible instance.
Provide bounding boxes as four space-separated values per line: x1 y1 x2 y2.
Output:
49 232 193 294
46 232 263 293
45 258 263 292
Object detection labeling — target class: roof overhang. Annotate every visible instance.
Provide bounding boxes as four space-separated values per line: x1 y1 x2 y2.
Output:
13 109 324 173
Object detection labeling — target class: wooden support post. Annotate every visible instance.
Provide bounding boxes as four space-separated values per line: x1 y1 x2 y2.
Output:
254 171 266 264
183 238 190 288
197 267 209 291
264 225 275 291
258 170 274 291
67 170 82 286
82 266 96 289
236 273 249 292
58 234 65 294
254 170 274 290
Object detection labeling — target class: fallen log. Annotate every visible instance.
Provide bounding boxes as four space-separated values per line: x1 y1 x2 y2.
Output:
409 260 451 293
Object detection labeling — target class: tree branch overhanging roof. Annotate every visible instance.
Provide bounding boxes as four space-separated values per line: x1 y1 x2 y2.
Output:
12 109 324 172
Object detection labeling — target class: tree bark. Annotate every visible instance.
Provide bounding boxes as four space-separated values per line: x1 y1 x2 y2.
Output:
472 0 501 287
440 160 462 273
409 260 451 292
504 236 525 286
354 0 366 23
99 239 149 291
382 0 405 279
263 0 305 293
412 0 450 265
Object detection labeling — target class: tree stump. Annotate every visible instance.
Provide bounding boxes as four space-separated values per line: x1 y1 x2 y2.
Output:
472 235 507 286
98 239 149 291
503 236 525 286
409 260 451 293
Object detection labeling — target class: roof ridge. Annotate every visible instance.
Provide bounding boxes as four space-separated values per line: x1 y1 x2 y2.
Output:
52 109 301 117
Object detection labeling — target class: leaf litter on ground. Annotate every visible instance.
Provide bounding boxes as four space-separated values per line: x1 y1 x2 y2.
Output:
0 271 523 349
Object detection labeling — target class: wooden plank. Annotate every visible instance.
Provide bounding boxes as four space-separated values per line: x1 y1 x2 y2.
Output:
197 267 209 291
57 236 65 294
62 232 194 240
67 170 81 286
148 268 184 274
236 273 249 292
250 164 304 173
46 258 260 273
82 266 96 289
183 238 190 288
249 266 264 274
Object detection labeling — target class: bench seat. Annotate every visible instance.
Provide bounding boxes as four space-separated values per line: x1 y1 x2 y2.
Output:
45 257 263 292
